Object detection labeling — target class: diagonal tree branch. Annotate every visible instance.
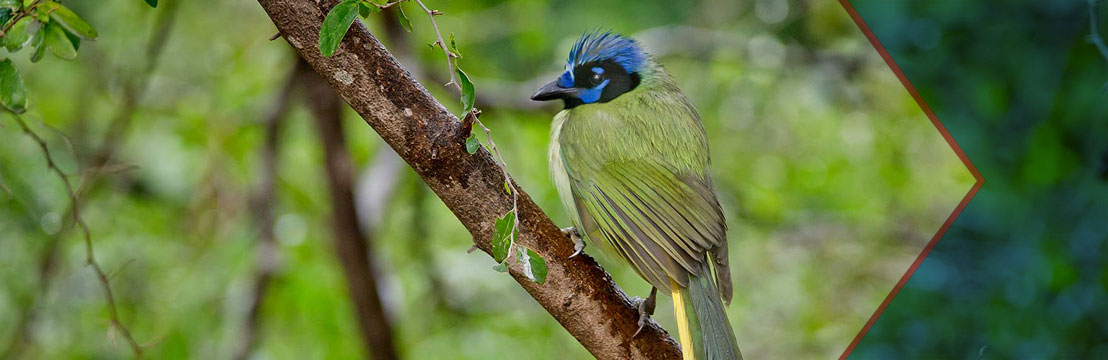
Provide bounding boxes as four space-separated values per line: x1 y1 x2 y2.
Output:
255 1 681 358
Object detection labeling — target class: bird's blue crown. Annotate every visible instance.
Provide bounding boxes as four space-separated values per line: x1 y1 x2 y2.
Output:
558 31 646 88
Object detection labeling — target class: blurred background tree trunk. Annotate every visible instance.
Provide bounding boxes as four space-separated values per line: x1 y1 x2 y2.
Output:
303 58 400 360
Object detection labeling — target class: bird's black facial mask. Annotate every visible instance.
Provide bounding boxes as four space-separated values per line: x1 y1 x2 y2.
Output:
530 58 641 109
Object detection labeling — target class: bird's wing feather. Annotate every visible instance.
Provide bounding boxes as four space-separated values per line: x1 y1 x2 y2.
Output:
570 159 726 292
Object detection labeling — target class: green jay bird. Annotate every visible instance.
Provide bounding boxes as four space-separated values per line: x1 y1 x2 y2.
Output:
531 31 742 360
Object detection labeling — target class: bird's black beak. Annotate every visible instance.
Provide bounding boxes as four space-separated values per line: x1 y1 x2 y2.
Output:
530 80 578 101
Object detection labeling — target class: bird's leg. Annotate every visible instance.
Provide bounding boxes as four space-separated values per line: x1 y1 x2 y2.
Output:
560 226 585 258
632 287 658 337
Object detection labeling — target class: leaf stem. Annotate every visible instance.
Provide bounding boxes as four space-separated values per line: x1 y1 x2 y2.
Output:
411 0 460 90
370 0 526 274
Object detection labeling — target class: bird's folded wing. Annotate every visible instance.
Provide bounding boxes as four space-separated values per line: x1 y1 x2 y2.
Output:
572 160 726 291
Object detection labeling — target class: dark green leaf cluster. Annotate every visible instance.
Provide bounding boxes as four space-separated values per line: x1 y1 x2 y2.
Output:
0 0 98 114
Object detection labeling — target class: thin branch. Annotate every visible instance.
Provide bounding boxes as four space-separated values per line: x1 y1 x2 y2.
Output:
0 171 12 196
370 1 408 12
2 2 180 357
471 111 520 235
72 163 141 177
0 0 42 36
411 0 459 90
9 115 144 358
405 0 522 251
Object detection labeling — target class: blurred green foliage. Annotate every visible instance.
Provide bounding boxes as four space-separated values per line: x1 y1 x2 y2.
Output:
850 1 1108 358
0 0 974 358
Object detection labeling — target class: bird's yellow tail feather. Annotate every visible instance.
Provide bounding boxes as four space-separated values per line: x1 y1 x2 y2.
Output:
670 268 742 359
672 279 694 360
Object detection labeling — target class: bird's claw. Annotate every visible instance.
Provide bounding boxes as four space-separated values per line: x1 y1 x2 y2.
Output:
633 316 647 337
632 287 658 337
561 227 585 258
569 239 585 258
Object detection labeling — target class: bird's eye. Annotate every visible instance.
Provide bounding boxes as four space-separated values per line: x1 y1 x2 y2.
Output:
591 73 603 85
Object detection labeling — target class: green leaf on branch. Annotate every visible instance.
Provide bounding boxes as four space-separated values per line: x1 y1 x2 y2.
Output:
44 23 75 60
490 210 515 263
492 262 508 273
43 2 97 40
0 58 28 114
449 32 461 57
456 67 474 114
465 132 479 154
503 181 511 195
396 3 412 32
28 23 46 63
3 18 31 52
528 248 547 284
63 25 79 51
0 8 12 28
144 0 157 8
31 3 47 22
318 0 359 58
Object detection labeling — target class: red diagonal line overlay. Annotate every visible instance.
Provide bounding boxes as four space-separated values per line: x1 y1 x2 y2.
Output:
838 1 986 359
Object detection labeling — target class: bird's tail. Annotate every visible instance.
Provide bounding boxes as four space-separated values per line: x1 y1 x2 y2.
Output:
671 262 742 360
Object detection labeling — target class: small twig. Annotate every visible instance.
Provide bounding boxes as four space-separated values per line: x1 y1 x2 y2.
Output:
72 163 140 177
407 0 521 243
371 0 407 10
10 115 144 358
0 171 13 196
106 258 138 281
412 0 460 89
0 0 42 36
474 116 520 232
269 31 282 41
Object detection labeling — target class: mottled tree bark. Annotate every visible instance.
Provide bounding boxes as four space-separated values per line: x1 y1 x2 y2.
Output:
255 1 681 358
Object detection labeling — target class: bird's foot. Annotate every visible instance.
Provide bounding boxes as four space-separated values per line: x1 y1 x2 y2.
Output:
632 287 658 337
561 226 585 258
